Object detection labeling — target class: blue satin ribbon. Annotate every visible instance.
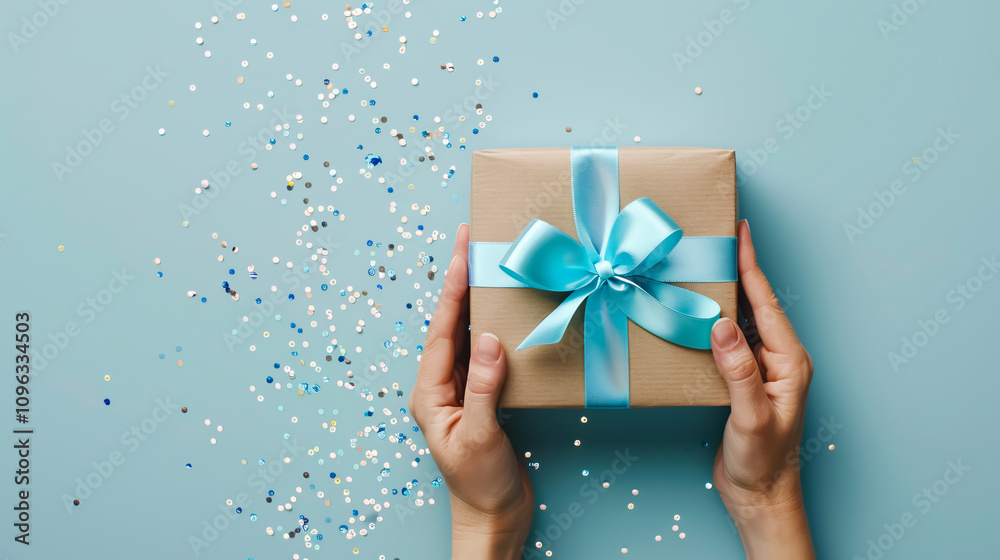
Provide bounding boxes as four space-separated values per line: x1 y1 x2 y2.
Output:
468 147 736 408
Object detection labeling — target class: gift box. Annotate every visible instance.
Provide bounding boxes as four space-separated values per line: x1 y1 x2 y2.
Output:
468 147 737 408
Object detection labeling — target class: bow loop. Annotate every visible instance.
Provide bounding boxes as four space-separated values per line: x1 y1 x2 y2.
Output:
604 197 684 277
498 219 595 292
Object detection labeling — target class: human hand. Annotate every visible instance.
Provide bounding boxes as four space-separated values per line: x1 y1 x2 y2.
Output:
409 223 534 560
710 220 816 560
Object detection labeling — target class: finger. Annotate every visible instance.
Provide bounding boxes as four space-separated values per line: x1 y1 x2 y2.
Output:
736 282 763 350
461 332 507 441
711 317 770 431
413 224 469 408
452 288 472 404
758 345 814 392
426 223 470 347
453 286 472 370
736 219 800 355
752 341 767 382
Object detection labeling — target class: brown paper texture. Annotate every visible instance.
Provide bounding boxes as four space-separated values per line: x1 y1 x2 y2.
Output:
470 147 736 407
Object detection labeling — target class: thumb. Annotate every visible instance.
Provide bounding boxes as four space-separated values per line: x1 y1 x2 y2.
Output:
711 318 769 430
462 332 507 442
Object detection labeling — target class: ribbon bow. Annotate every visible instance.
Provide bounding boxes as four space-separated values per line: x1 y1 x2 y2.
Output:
468 147 736 408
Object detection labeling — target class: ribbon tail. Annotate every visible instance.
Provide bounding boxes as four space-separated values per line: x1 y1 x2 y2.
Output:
583 284 630 409
610 277 721 350
516 278 601 350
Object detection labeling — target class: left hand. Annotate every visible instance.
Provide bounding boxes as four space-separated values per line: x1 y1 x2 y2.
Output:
409 223 534 559
709 219 815 559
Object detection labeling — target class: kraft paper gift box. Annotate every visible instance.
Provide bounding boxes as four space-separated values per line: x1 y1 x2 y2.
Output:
469 147 737 408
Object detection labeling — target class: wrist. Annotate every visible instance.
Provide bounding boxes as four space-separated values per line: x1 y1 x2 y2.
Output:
452 528 527 560
725 495 815 560
451 494 532 560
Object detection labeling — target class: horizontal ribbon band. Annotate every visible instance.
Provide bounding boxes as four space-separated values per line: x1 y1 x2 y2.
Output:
469 237 738 288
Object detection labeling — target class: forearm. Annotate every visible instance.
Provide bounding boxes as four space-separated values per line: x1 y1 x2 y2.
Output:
728 500 816 560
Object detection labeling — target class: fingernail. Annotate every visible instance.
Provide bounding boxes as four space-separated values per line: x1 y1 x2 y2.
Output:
478 332 501 363
712 318 740 350
739 218 750 235
449 254 459 270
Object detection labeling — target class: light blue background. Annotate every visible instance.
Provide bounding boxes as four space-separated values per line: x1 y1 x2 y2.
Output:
1 1 997 559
